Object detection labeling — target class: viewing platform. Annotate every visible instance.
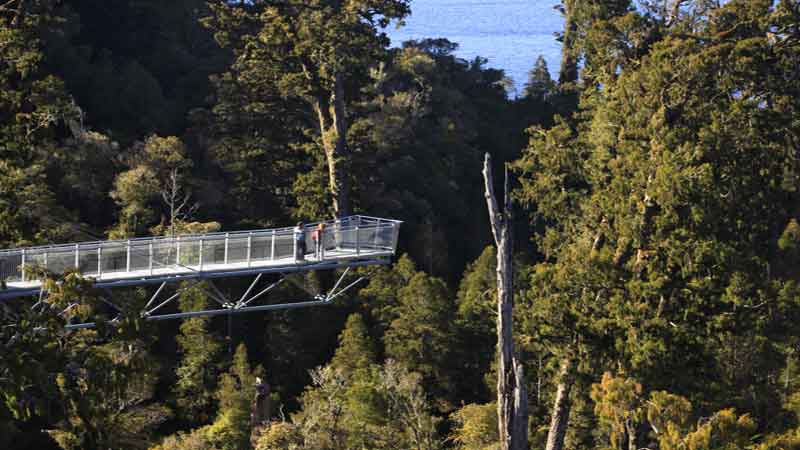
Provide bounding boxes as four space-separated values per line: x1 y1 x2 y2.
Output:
0 216 401 300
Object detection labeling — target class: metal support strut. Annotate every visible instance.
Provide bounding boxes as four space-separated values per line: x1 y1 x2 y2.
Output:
61 267 376 330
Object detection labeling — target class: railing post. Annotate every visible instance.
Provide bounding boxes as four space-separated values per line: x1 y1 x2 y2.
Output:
126 240 131 272
224 233 229 265
149 242 153 276
247 233 252 267
271 230 276 261
75 244 80 270
199 238 204 270
20 249 26 282
43 251 48 271
355 226 360 255
176 236 181 266
97 246 103 277
374 219 380 249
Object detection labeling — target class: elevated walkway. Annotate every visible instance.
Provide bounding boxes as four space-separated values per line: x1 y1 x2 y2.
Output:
0 216 401 300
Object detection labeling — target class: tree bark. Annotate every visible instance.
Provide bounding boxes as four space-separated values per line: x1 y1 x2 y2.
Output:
483 153 529 450
313 73 351 219
625 419 637 450
544 351 575 450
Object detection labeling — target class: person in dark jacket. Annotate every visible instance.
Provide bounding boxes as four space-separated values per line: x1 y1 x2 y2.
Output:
294 222 306 261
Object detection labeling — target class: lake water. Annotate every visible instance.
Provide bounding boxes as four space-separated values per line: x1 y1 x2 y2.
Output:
387 0 564 96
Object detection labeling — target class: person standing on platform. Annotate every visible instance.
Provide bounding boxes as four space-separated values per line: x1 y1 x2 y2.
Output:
312 222 326 260
294 222 306 262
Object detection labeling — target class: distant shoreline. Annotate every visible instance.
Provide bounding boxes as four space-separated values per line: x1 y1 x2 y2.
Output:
387 0 563 95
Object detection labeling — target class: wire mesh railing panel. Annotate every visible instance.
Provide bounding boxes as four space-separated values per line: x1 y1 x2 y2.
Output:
335 227 358 250
178 239 200 266
0 253 22 282
45 250 72 275
203 237 226 266
359 227 378 251
129 242 151 272
273 234 294 260
376 224 396 251
153 242 176 270
79 250 99 274
25 250 46 271
101 244 128 274
250 235 272 261
227 236 249 264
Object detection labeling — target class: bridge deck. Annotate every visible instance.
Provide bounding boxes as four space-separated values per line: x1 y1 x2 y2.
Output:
0 215 401 299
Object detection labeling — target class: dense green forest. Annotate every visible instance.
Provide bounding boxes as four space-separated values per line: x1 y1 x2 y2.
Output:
1 0 800 449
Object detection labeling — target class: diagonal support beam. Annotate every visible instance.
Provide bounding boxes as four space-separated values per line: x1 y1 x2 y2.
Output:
208 280 231 306
238 277 285 308
325 274 370 303
325 267 350 300
99 296 122 312
235 273 262 308
144 292 181 317
144 282 167 310
199 287 228 307
59 303 79 317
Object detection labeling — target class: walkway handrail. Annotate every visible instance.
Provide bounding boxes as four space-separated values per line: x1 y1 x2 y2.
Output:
0 215 402 285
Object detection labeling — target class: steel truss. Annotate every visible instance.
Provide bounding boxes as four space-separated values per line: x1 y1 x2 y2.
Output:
59 266 374 330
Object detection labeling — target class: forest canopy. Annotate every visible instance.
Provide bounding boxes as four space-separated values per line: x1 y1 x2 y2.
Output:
1 1 800 450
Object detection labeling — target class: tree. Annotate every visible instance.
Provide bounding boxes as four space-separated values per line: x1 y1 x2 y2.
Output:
450 403 500 450
165 342 261 450
0 0 80 247
482 153 528 450
454 246 499 401
515 2 800 448
110 135 196 237
522 56 556 101
378 360 441 450
174 283 224 425
329 313 376 374
554 0 632 87
205 0 411 218
591 372 758 450
383 270 458 407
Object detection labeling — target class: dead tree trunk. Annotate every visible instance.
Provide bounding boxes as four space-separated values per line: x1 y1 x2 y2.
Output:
482 153 529 450
544 350 576 450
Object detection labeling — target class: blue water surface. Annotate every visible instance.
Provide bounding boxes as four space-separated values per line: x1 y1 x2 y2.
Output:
387 0 564 96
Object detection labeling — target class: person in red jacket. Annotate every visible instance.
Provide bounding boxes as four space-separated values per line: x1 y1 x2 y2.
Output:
312 222 326 260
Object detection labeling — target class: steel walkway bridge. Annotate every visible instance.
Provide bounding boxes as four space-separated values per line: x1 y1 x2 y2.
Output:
0 216 401 328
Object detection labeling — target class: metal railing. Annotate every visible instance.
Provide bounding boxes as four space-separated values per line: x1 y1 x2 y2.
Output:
0 215 401 285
